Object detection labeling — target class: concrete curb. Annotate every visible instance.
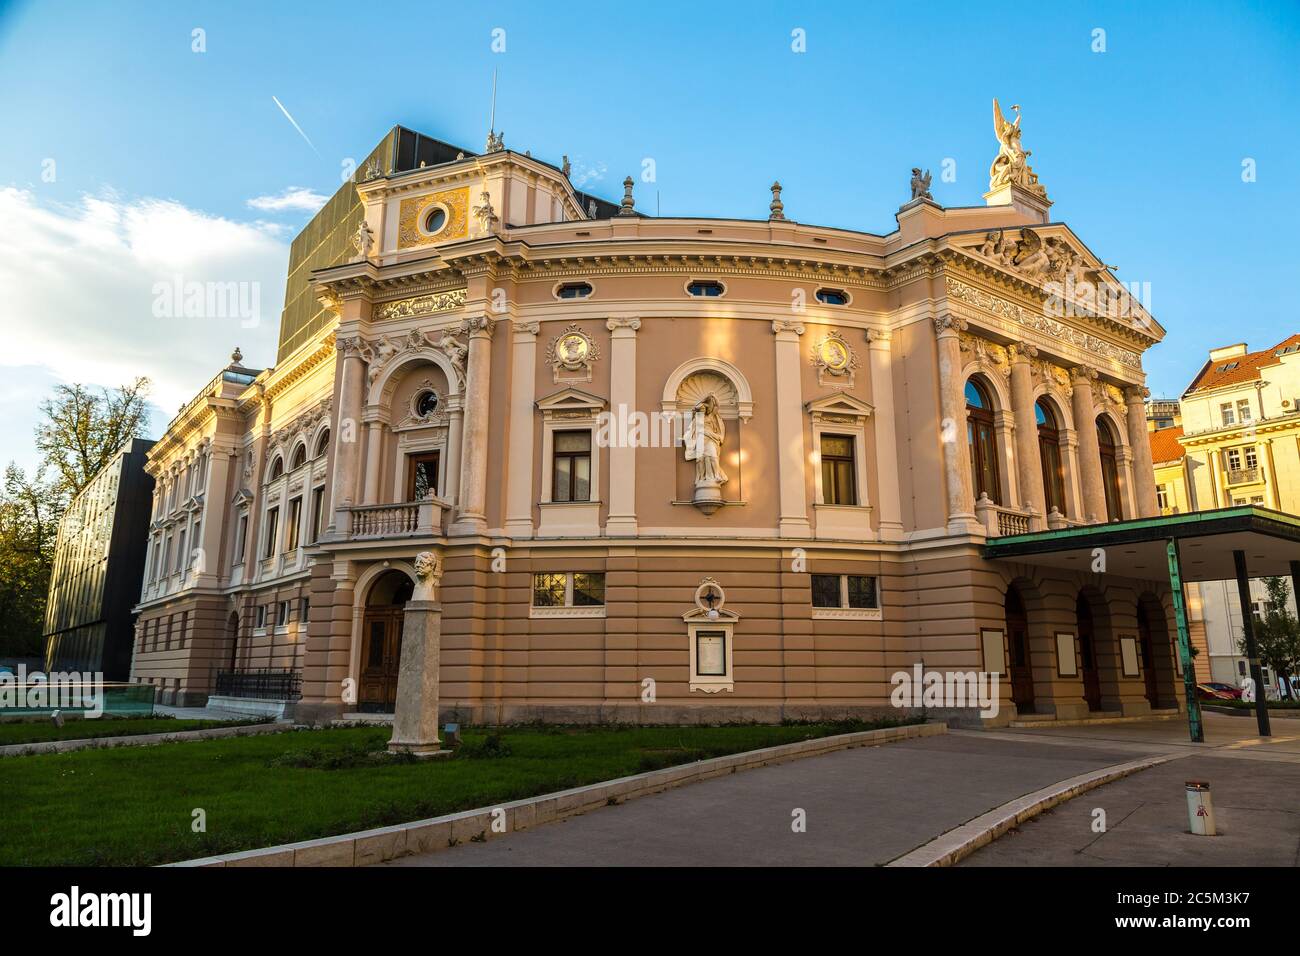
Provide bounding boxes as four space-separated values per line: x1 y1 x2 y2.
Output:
168 721 944 868
1202 704 1300 720
0 720 290 758
886 750 1186 867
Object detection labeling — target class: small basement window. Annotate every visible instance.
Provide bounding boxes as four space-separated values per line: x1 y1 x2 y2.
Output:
815 288 849 305
686 280 725 297
556 282 593 299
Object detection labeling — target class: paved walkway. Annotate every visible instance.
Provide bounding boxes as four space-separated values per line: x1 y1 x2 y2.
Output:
960 714 1300 867
383 712 1299 867
384 732 1150 867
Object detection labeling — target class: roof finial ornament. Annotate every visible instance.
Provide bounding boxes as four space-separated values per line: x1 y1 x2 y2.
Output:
769 181 785 220
618 176 636 216
230 347 244 367
562 155 571 178
989 99 1047 199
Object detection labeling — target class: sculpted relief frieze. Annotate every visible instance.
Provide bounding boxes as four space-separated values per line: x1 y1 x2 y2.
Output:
373 289 467 321
945 276 1141 370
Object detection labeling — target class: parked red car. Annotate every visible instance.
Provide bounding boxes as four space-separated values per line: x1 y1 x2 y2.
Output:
1195 683 1236 701
1203 682 1244 700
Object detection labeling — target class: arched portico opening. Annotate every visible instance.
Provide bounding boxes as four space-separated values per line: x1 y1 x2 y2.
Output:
359 569 414 713
1004 583 1035 714
1076 587 1120 711
1137 593 1176 709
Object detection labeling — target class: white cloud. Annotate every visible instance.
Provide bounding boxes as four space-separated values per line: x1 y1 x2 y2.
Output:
569 160 607 190
0 187 288 468
246 186 328 213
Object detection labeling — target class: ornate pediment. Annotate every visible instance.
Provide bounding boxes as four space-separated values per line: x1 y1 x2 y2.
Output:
805 392 874 423
536 387 607 420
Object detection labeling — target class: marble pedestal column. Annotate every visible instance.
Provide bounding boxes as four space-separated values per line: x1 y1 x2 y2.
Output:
388 600 446 756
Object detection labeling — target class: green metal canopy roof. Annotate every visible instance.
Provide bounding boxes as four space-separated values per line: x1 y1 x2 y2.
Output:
983 505 1300 582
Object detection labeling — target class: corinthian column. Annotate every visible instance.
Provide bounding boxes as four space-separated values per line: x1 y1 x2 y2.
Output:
935 314 976 532
1071 366 1106 523
867 329 904 541
503 320 539 538
1009 343 1046 529
772 320 810 537
1124 386 1158 517
451 315 493 536
606 317 641 536
330 336 368 534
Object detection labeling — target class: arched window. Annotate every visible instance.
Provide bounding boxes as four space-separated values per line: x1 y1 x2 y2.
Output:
965 378 1000 504
291 444 307 470
315 429 330 458
1036 399 1067 517
268 456 284 481
1096 417 1123 521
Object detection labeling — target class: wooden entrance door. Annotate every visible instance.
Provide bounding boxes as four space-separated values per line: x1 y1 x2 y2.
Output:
1138 609 1160 708
359 609 404 712
1006 589 1035 713
1077 594 1102 711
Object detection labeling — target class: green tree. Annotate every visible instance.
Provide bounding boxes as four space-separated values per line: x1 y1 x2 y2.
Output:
35 377 151 497
0 465 66 659
1237 576 1300 697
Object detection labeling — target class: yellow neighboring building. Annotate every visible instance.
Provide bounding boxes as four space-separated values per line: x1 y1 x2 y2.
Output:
1151 336 1300 685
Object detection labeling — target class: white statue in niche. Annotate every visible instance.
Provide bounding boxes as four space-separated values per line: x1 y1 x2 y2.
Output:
683 393 727 512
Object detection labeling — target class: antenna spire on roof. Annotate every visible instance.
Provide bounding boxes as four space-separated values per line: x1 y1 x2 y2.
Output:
485 69 504 153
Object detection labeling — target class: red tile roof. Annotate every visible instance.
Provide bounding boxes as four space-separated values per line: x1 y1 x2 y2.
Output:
1183 334 1300 396
1148 425 1185 464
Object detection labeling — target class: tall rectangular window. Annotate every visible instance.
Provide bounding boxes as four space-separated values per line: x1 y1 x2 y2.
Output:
264 507 279 559
286 496 302 551
820 434 857 505
552 431 592 502
235 513 248 563
1220 403 1235 426
310 488 325 543
1237 399 1253 423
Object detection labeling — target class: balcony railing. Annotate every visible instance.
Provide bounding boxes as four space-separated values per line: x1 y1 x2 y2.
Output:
975 494 1038 537
344 498 447 540
1226 466 1260 486
214 669 302 701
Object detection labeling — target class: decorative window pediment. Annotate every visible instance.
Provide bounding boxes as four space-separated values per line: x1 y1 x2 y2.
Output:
805 392 874 424
536 387 607 420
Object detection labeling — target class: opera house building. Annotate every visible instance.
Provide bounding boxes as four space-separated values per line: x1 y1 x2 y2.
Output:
130 109 1184 727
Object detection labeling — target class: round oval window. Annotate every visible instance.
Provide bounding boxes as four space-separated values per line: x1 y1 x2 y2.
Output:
424 207 448 234
416 390 439 417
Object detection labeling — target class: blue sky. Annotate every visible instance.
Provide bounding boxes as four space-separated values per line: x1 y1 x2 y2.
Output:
1 0 1297 472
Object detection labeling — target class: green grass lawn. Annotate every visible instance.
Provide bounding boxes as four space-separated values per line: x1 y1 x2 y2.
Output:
0 716 268 747
0 718 916 866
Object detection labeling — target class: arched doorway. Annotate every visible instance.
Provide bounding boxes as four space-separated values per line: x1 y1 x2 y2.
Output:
1005 585 1035 713
1036 398 1067 517
1136 594 1175 709
966 377 1001 505
359 569 413 713
1096 417 1123 522
1076 592 1103 711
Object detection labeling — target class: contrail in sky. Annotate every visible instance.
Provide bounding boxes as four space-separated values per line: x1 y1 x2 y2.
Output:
271 96 320 157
